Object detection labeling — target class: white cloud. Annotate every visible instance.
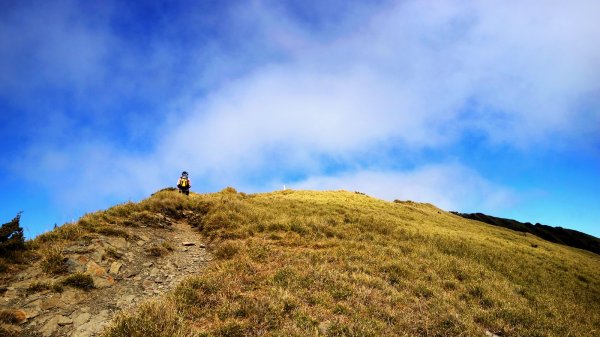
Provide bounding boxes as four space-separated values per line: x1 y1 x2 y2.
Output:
158 0 600 169
289 163 515 212
14 0 600 216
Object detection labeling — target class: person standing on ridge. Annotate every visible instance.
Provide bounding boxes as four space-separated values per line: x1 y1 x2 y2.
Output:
177 171 191 195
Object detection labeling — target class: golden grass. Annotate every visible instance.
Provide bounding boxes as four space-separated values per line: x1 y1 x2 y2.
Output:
103 299 194 337
40 245 68 275
96 189 600 336
146 242 174 257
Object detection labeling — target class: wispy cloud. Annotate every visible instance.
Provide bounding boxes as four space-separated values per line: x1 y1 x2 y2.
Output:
290 163 515 212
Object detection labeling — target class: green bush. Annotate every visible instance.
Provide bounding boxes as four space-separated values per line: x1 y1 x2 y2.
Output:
0 213 25 257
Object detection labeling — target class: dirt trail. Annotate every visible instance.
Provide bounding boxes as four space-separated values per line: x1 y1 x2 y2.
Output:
2 219 211 337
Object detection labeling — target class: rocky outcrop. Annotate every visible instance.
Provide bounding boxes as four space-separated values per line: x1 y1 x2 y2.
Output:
1 218 211 337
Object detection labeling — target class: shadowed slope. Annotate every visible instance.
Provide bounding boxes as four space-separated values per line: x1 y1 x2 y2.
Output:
452 212 600 255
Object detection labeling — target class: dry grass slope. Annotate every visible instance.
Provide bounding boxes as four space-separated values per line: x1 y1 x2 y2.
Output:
15 188 599 336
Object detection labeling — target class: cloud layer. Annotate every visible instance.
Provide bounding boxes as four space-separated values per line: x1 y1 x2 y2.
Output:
4 0 599 225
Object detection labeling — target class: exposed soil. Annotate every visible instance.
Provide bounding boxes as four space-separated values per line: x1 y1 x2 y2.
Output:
1 218 210 337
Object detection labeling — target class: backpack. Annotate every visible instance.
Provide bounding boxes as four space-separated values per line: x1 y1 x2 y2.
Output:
180 178 189 188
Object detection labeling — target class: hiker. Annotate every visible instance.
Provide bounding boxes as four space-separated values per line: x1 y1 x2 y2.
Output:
177 171 191 195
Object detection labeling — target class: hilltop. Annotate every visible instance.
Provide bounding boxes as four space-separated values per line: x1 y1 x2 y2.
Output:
1 188 599 336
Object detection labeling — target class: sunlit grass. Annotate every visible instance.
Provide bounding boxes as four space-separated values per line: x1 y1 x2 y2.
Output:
30 188 599 336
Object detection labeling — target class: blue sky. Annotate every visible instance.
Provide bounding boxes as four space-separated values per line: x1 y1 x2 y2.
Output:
1 0 599 238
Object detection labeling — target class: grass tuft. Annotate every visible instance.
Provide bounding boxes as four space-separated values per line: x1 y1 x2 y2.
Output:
40 246 68 275
26 281 52 294
214 241 240 259
0 310 23 324
146 243 171 257
102 299 194 337
60 272 94 290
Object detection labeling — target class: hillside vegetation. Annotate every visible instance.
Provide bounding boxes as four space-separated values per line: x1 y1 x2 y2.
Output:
101 189 599 337
452 212 600 255
6 189 599 336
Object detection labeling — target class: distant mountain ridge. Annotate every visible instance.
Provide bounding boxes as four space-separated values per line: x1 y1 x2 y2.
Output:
451 212 600 255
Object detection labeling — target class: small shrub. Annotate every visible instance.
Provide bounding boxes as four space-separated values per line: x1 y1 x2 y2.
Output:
0 213 25 257
51 283 64 293
41 247 68 274
215 241 240 259
215 321 246 337
145 242 173 257
174 277 220 307
161 242 174 251
26 281 52 294
221 186 238 194
146 244 170 257
60 273 94 290
0 310 24 324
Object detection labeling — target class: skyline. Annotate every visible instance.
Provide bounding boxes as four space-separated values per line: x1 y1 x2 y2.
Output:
1 0 599 238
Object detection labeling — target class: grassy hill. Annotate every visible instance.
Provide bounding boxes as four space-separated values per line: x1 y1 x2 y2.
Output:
5 188 600 336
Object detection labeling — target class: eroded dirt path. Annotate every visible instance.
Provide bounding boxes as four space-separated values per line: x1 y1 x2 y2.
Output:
2 220 211 337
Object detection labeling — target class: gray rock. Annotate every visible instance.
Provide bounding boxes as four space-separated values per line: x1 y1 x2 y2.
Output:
40 316 60 337
107 237 128 249
109 261 123 274
57 315 73 326
72 311 109 337
72 312 91 327
93 275 115 288
25 306 41 319
65 258 85 273
116 294 136 307
90 247 106 262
